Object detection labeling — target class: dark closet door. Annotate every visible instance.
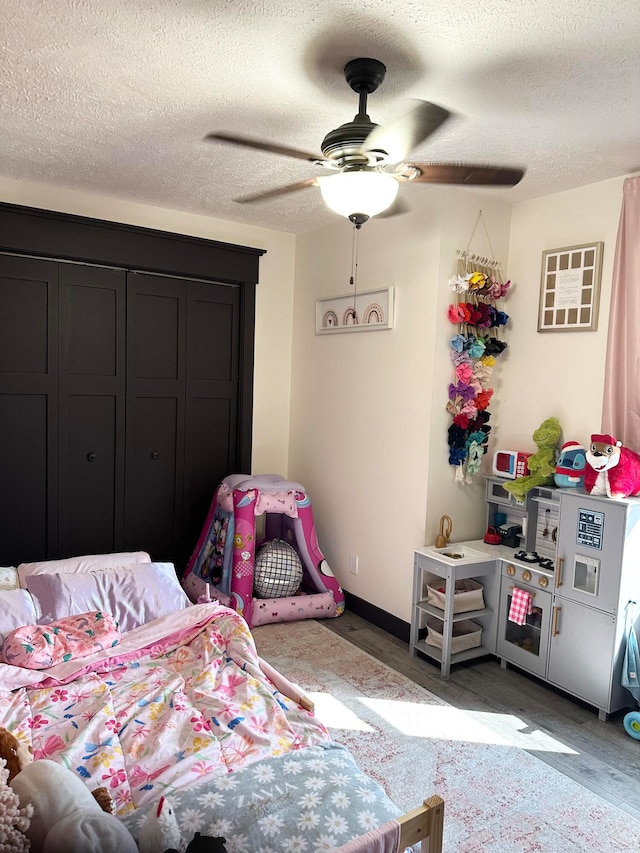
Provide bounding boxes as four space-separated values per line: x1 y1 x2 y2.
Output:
124 273 187 561
183 281 240 565
58 264 126 557
0 255 58 565
124 273 242 568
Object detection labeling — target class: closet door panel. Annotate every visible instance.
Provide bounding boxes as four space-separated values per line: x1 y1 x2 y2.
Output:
0 255 58 564
125 274 186 561
58 265 126 558
0 395 49 564
133 291 180 380
125 397 179 559
182 283 240 565
185 396 232 555
62 395 118 556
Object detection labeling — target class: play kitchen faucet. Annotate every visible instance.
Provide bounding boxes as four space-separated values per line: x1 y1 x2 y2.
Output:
435 515 453 548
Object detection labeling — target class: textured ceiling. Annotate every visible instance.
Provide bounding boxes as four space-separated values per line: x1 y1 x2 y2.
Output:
1 0 639 234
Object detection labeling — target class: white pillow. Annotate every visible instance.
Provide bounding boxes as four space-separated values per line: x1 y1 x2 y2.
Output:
17 552 151 588
0 567 19 590
26 563 190 632
0 589 39 647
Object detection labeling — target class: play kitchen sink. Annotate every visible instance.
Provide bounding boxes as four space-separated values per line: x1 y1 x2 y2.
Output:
422 542 489 565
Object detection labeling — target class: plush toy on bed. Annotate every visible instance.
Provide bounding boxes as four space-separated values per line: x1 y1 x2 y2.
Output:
503 417 563 502
0 727 137 853
138 795 183 853
584 433 640 498
0 753 32 852
184 831 228 852
138 800 229 853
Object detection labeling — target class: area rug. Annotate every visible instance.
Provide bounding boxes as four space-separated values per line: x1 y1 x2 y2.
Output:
253 619 640 852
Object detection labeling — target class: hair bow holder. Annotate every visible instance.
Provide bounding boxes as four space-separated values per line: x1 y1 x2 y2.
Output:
445 212 512 484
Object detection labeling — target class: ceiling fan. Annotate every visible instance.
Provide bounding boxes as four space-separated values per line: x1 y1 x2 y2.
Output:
205 57 525 226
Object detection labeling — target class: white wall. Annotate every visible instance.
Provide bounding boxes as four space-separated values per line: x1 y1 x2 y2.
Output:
289 188 513 621
501 175 626 452
0 176 296 476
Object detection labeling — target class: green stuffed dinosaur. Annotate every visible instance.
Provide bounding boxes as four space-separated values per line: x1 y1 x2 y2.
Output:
503 417 563 502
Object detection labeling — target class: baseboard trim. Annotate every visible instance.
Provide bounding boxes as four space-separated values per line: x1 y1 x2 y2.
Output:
343 591 410 643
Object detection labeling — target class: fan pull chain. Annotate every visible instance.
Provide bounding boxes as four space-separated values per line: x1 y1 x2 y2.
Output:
349 223 361 298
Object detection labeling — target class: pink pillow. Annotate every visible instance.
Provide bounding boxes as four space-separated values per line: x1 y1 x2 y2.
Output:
1 611 120 669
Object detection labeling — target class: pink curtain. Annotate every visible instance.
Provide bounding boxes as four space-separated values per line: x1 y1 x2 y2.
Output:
602 176 640 449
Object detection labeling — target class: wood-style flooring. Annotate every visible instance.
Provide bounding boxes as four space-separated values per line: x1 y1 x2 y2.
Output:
323 610 640 823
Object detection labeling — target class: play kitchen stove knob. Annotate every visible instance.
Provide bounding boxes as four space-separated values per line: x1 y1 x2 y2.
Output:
539 575 549 588
522 570 532 582
506 564 515 576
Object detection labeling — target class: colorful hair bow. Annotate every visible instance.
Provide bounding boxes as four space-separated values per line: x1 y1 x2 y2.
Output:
455 363 473 384
467 338 486 359
475 388 494 411
449 334 466 352
448 275 470 293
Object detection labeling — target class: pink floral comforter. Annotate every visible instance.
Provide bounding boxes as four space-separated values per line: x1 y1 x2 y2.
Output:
0 604 329 815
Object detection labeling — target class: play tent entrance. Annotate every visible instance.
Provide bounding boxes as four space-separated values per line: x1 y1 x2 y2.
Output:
182 474 345 628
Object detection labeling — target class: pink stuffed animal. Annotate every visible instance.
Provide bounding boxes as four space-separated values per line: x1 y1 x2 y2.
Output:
584 433 640 498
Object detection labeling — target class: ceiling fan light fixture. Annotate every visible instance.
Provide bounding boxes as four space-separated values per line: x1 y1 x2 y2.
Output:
318 170 399 221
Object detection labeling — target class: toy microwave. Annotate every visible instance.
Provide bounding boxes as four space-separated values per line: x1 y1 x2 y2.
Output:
492 450 532 479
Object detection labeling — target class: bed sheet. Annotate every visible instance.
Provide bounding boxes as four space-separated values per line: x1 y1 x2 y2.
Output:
0 604 330 815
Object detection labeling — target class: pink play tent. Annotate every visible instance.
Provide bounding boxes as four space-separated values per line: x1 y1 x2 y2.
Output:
182 474 345 628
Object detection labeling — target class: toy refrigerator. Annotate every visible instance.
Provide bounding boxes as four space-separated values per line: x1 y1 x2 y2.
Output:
549 490 640 719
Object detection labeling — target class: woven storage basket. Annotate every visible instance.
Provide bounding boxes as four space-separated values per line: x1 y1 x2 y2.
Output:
427 578 484 614
425 618 482 653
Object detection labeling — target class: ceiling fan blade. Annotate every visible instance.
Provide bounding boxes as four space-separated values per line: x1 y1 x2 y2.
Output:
408 163 525 186
205 132 323 163
236 177 318 204
361 100 451 164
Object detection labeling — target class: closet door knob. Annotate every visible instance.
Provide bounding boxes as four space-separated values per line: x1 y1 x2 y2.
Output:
87 452 97 462
150 450 160 460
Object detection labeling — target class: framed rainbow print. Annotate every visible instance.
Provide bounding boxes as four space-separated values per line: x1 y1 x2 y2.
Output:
315 287 394 334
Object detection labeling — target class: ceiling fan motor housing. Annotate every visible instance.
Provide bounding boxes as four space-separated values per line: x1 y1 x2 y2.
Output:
344 57 387 94
320 119 380 164
321 58 389 166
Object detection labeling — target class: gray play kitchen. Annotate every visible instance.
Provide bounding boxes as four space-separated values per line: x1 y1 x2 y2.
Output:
410 476 640 719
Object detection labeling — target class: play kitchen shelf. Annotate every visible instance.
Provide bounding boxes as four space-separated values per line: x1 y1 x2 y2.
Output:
485 476 561 554
410 543 499 677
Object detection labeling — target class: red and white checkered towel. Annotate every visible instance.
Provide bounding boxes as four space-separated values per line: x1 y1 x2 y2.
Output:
508 587 533 625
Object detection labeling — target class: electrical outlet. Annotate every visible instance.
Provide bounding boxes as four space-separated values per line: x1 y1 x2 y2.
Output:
349 554 359 575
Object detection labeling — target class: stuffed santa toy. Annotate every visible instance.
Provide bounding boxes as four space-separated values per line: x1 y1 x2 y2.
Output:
584 433 640 498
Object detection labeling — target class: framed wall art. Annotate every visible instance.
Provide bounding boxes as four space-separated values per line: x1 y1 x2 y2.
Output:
315 287 395 334
538 242 603 332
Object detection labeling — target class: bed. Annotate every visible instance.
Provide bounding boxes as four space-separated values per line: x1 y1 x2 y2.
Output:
0 553 444 852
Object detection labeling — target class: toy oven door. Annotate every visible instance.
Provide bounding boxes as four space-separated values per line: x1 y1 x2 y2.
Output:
497 577 553 679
